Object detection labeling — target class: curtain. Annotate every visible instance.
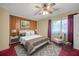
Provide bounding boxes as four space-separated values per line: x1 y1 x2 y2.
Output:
68 15 73 44
48 20 51 41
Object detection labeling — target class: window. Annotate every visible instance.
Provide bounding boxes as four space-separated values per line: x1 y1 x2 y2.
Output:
51 18 68 34
62 19 68 34
51 20 61 34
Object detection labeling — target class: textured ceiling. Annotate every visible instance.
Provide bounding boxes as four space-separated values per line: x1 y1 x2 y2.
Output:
0 3 79 20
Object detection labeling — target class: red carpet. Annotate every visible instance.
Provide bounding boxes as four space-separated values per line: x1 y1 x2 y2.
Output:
0 44 17 56
1 43 79 56
59 45 79 56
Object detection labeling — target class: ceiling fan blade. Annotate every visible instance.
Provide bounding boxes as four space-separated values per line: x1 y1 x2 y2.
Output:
47 8 59 14
35 6 41 8
34 9 42 15
47 10 53 14
53 8 59 11
34 3 56 15
50 3 56 6
49 8 59 12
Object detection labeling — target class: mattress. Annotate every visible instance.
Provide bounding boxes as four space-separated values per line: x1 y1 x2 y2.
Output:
19 34 49 54
19 34 42 45
24 36 49 54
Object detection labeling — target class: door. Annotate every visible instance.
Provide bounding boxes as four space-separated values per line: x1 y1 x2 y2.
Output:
74 14 79 50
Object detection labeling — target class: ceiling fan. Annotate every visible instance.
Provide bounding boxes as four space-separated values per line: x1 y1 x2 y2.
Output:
34 3 57 15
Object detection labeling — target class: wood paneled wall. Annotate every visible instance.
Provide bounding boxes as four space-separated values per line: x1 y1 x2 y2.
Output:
10 15 37 35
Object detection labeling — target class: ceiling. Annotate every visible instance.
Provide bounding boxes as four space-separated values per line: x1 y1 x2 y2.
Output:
0 3 79 20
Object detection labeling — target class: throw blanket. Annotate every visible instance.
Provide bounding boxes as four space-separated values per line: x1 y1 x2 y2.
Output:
24 37 49 54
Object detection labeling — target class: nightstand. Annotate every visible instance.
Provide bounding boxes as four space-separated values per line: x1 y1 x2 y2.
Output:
10 36 19 44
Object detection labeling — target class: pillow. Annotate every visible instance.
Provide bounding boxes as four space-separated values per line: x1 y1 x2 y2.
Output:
20 32 26 36
25 31 31 36
19 30 35 36
30 30 35 35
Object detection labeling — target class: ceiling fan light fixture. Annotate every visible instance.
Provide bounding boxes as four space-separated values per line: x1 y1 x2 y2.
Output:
42 11 48 15
47 6 50 10
35 3 56 15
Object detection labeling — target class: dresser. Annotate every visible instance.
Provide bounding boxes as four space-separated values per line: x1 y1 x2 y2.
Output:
9 33 19 44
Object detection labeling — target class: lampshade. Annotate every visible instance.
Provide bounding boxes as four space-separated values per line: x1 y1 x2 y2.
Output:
11 29 17 33
35 29 37 31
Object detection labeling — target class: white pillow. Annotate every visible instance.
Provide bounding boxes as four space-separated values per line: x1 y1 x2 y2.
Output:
19 30 35 36
25 31 31 36
30 30 35 35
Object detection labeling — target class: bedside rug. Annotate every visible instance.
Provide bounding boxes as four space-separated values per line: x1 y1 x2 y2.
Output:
15 43 61 56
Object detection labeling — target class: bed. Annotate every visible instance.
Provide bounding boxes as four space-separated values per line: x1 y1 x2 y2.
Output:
19 30 49 54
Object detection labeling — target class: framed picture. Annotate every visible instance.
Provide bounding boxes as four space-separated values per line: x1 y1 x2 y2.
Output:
20 20 30 28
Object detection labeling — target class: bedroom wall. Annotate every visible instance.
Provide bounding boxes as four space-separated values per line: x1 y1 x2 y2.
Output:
37 16 66 37
37 20 48 37
37 9 79 38
10 15 37 36
0 7 9 51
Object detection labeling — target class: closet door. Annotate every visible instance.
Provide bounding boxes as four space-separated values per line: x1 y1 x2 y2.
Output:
74 14 79 50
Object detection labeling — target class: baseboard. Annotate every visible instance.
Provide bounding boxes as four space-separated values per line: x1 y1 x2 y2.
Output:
0 48 9 54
